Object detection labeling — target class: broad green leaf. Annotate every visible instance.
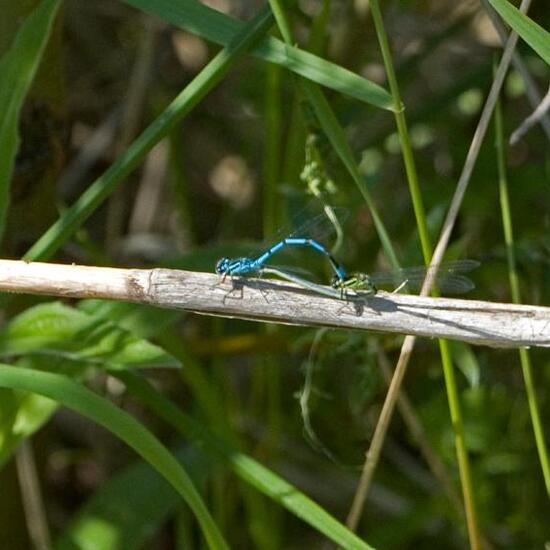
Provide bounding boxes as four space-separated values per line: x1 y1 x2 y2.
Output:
77 300 182 340
0 383 57 467
0 301 178 466
122 0 393 110
0 365 229 550
487 0 550 66
0 302 179 370
0 0 60 239
55 448 213 550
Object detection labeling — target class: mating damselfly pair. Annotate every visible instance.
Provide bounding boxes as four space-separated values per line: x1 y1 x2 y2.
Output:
215 208 478 299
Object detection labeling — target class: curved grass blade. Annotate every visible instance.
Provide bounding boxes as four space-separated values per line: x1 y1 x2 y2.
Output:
0 365 229 550
115 370 374 550
301 83 401 270
122 0 393 110
0 0 60 240
0 301 179 467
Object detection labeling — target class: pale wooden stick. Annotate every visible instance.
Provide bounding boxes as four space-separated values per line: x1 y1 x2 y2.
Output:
0 259 549 349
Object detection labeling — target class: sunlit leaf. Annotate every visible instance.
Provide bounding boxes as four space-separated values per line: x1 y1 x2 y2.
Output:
0 302 179 370
0 302 178 466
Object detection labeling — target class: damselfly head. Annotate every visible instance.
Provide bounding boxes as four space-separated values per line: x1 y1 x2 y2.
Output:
215 258 231 275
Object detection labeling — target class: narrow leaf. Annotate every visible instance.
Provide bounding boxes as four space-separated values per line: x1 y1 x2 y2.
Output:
122 0 394 110
0 0 60 239
487 0 550 66
0 365 229 550
24 6 274 261
117 371 374 550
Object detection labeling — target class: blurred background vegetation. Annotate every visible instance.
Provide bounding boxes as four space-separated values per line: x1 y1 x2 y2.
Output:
0 0 549 548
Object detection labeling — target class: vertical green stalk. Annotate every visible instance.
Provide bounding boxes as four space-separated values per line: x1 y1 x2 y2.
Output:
495 92 550 497
261 6 292 545
367 1 481 546
437 339 479 545
267 0 293 44
262 56 284 452
369 1 431 264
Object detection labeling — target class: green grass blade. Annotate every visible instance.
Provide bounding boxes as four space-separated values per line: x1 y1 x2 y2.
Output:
123 0 393 110
262 0 398 267
0 365 229 550
371 4 481 543
115 370 374 550
0 0 60 240
495 94 550 496
343 4 482 547
24 6 273 261
487 0 550 66
368 1 430 265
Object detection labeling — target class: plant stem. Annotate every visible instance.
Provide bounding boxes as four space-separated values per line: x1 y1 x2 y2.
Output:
346 4 481 548
495 89 550 497
369 2 431 264
15 440 51 550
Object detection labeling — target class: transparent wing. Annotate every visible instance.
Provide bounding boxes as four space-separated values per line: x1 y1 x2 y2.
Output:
285 206 348 245
239 204 348 258
216 201 348 280
368 260 479 294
